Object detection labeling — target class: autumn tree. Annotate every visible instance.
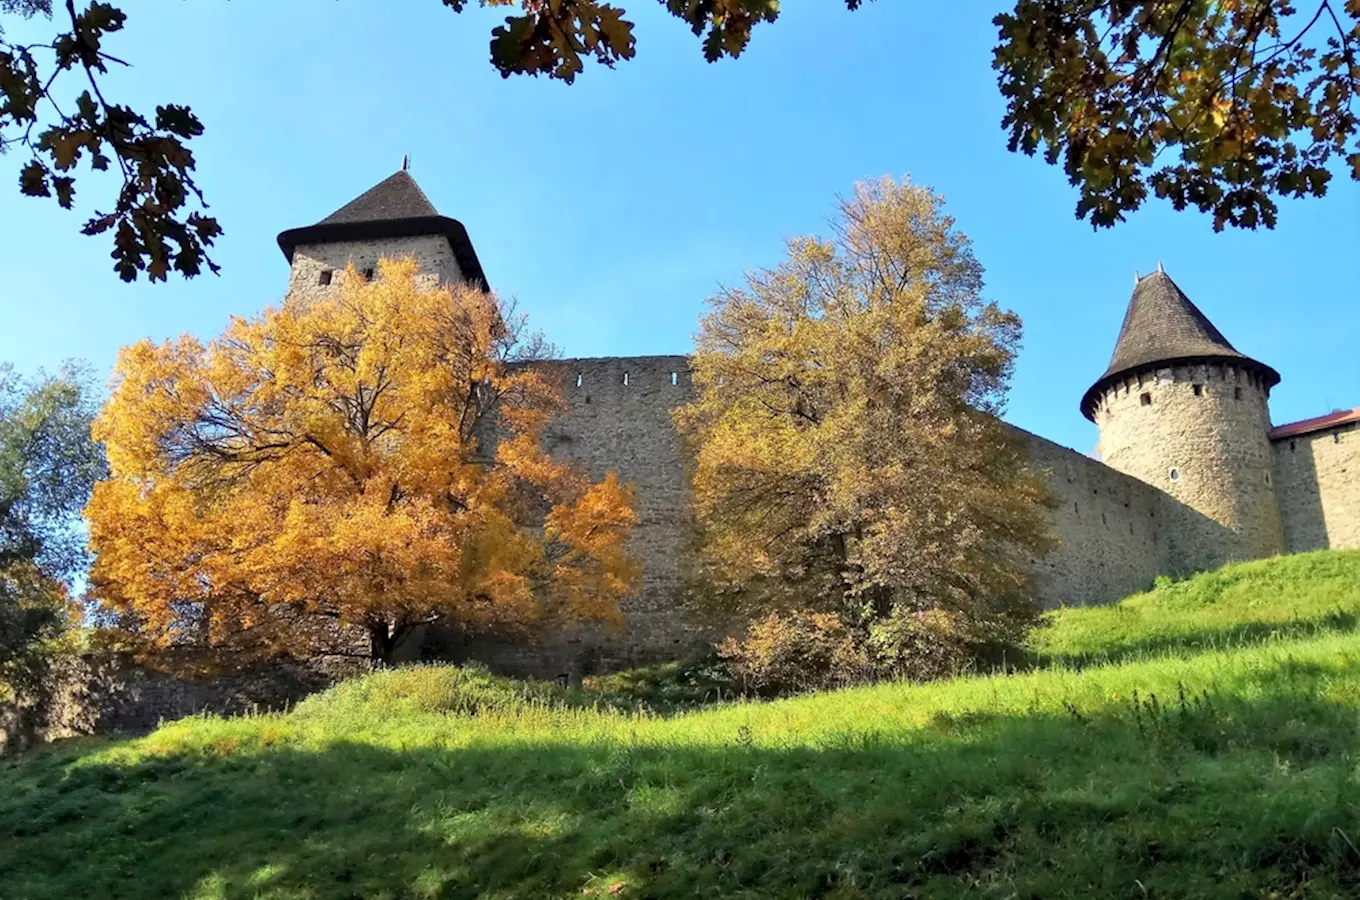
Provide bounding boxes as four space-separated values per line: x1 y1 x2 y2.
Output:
85 259 637 666
0 362 105 692
676 178 1054 686
5 3 1354 281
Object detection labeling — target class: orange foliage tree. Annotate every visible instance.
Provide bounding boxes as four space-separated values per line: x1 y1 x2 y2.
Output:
85 259 637 666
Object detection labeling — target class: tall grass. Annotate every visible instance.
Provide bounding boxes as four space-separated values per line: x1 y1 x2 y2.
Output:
2 550 1360 899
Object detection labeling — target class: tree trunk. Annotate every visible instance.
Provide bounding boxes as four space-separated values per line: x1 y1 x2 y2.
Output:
367 621 396 668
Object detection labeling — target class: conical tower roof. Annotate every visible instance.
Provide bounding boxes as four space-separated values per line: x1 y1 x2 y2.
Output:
1080 269 1277 419
318 170 439 225
277 169 488 290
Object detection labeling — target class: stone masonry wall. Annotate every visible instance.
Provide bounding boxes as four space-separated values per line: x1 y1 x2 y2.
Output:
286 235 461 302
1092 362 1285 574
1274 420 1360 552
419 356 709 680
1018 428 1169 607
1 655 333 755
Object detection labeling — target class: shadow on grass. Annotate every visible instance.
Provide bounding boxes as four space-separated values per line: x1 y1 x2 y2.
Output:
3 659 1360 899
1030 608 1360 671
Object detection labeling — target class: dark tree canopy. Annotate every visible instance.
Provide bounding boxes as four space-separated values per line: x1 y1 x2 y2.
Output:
2 2 1356 283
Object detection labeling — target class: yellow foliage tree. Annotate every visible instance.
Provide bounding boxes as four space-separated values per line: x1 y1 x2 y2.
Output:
676 178 1055 655
86 259 638 666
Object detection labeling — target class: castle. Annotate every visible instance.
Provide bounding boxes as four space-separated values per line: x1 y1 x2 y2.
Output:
275 170 1360 678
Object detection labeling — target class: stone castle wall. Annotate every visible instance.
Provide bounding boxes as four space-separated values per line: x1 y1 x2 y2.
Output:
416 360 1184 680
286 236 461 302
1 655 332 755
1274 420 1360 553
1091 361 1285 574
1018 429 1168 607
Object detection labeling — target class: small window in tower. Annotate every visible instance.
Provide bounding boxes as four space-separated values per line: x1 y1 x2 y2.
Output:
1290 440 1297 452
1169 467 1181 482
1193 384 1203 396
363 267 376 282
1234 387 1242 400
1265 472 1272 486
1140 392 1153 406
670 371 678 386
318 269 333 286
622 372 630 386
576 373 583 388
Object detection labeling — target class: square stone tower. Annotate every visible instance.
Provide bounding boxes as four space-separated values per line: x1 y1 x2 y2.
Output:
275 169 488 298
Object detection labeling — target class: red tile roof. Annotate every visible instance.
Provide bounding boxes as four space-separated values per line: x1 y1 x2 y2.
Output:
1270 407 1360 440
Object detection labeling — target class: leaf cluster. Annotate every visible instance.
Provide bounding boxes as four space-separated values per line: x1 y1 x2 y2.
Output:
1 0 220 281
995 0 1360 229
85 259 638 666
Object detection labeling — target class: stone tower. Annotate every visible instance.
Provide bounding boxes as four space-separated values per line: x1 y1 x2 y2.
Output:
275 169 488 298
1080 268 1285 573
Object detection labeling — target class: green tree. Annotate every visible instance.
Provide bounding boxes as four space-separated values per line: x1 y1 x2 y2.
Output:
3 2 1355 282
0 362 106 690
675 178 1055 685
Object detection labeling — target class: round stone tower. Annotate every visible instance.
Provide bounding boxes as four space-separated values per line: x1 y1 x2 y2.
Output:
1080 267 1285 573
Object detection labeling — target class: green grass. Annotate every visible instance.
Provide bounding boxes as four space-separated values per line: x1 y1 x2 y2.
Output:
3 551 1360 899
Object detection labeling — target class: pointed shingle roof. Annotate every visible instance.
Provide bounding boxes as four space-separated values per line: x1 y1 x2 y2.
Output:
276 170 488 290
1080 269 1278 419
318 170 439 225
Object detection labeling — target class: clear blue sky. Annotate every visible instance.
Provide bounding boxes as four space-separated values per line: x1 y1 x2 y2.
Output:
1 1 1356 456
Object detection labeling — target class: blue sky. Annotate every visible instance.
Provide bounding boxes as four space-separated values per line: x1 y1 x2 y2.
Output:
1 0 1356 456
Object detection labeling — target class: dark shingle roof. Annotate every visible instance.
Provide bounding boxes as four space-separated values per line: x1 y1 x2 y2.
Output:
1080 269 1278 419
318 171 439 225
276 170 489 290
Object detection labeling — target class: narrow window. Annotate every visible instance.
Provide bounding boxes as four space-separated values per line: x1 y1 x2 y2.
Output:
1074 502 1079 515
1265 472 1272 486
318 269 333 286
1290 440 1297 452
576 373 583 388
670 371 678 386
1169 468 1180 482
363 267 375 282
1234 387 1242 400
1193 384 1203 397
622 372 630 386
1140 392 1152 406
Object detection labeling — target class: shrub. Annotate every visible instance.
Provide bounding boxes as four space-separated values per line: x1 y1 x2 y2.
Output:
719 610 870 695
721 605 975 695
864 606 970 683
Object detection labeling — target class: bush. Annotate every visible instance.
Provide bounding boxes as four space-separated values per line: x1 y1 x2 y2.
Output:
721 606 974 695
582 652 739 711
719 610 870 695
864 606 970 682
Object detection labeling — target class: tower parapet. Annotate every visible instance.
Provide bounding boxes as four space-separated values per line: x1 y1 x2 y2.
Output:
1082 270 1285 572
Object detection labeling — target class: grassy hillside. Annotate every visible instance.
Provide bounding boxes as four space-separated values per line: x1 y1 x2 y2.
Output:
3 550 1360 899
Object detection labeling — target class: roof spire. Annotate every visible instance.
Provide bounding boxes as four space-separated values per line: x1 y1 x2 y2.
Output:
1157 260 1164 273
402 154 410 172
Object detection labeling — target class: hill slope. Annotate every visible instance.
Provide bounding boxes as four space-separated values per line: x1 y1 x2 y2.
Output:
3 550 1360 899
